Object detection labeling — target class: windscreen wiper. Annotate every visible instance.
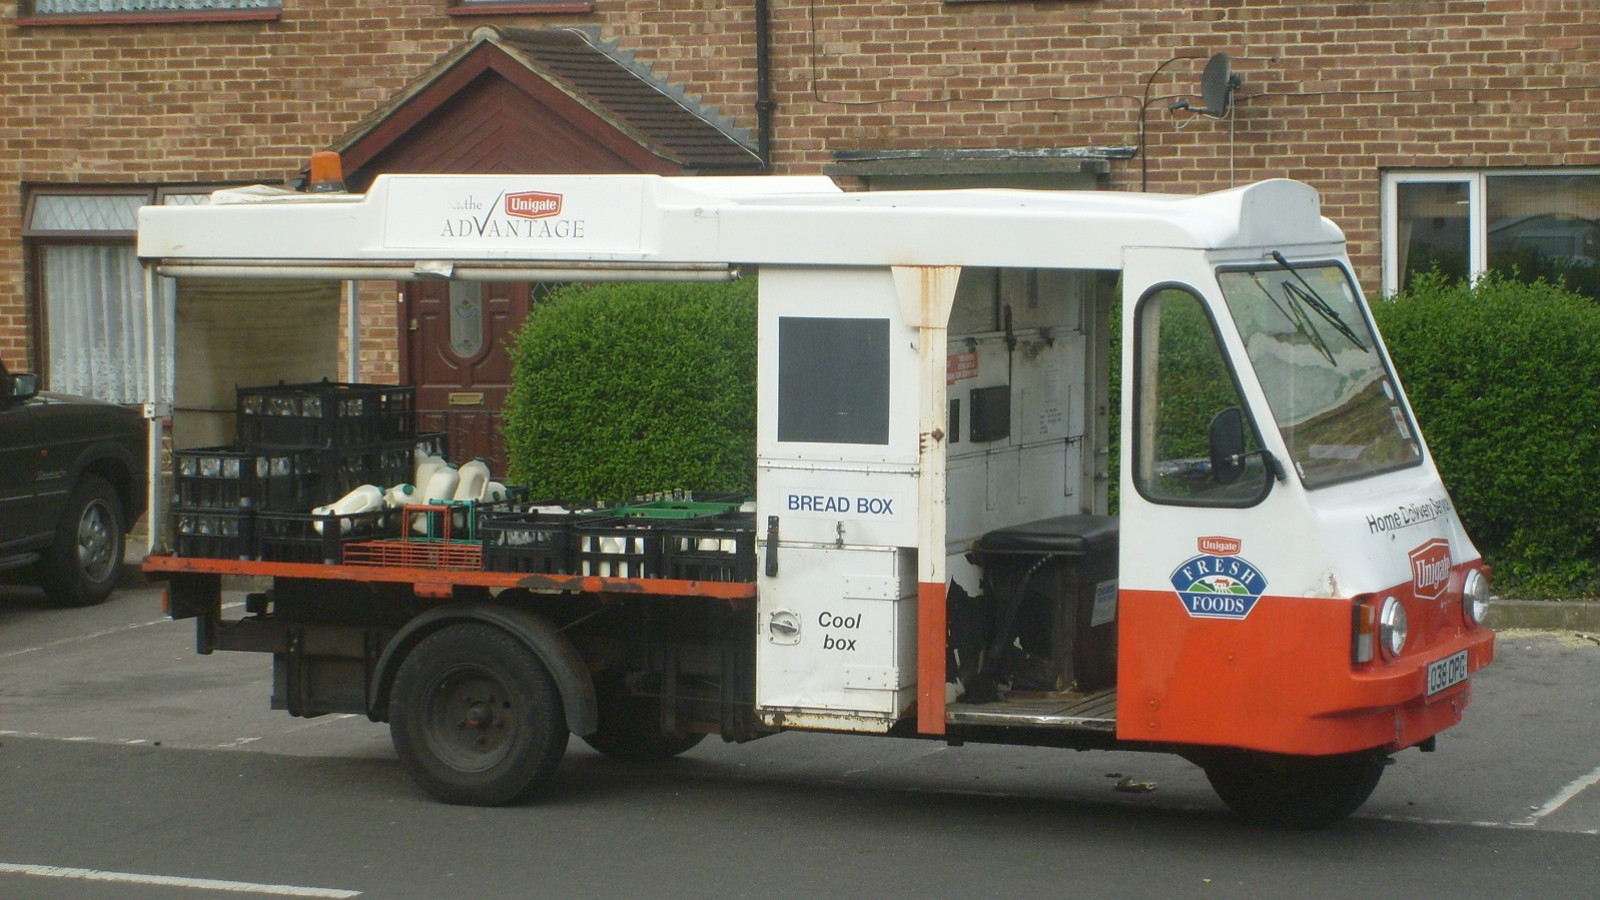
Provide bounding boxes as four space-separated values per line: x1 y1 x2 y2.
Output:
1271 251 1368 352
1250 270 1335 365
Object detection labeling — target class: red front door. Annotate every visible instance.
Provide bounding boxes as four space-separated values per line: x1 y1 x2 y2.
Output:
403 280 528 477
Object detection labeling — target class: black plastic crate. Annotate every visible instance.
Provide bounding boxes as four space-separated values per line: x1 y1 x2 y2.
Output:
171 506 252 560
479 506 579 574
255 508 397 565
174 446 328 511
237 381 415 449
573 517 662 579
660 512 757 582
317 439 417 501
415 431 449 460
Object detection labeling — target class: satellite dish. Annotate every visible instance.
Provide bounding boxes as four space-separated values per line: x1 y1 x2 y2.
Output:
1199 53 1242 118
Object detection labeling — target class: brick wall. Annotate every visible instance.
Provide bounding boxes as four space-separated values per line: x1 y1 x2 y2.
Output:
3 0 1598 378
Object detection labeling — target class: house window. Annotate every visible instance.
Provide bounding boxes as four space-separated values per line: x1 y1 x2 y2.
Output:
1383 170 1600 300
23 189 192 405
17 0 280 24
446 0 595 15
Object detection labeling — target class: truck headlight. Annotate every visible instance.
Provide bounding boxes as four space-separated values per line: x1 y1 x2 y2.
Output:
1462 569 1491 627
1379 596 1408 659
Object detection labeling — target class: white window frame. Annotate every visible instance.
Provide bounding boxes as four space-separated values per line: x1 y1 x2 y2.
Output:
23 186 218 405
1381 168 1600 296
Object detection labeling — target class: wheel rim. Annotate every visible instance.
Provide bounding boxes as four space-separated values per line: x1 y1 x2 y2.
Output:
76 498 117 583
421 665 518 773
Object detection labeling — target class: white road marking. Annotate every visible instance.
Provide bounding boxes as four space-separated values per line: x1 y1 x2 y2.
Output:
1513 763 1600 827
0 862 360 897
0 601 244 660
0 617 175 659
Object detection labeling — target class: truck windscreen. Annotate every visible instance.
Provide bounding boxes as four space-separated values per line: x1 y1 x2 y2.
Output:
1216 261 1422 488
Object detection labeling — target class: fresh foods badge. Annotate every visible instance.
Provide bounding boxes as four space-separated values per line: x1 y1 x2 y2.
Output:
1170 537 1267 620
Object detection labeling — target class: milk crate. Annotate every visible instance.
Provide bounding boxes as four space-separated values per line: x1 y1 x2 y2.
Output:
171 506 252 560
254 508 398 564
573 518 662 579
237 380 415 449
479 506 581 574
341 539 484 571
173 446 324 511
316 438 417 501
660 512 757 582
610 499 744 520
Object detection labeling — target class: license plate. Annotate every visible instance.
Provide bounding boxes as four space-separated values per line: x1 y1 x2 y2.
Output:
1426 650 1470 696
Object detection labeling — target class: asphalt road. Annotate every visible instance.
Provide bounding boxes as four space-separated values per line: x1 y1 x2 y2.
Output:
2 575 1598 899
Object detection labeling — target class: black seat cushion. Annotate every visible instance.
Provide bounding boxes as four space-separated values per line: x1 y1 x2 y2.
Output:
974 515 1119 556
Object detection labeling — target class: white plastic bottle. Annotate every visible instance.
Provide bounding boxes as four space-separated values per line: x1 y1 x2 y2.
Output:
383 483 416 509
415 463 461 535
424 463 460 503
483 481 509 503
414 449 444 497
454 458 490 502
314 484 384 534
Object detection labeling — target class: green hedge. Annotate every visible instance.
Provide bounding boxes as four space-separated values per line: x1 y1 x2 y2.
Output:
1372 271 1600 598
502 278 757 500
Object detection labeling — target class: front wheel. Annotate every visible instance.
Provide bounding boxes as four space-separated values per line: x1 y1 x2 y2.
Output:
1202 749 1387 829
41 475 124 608
389 623 568 806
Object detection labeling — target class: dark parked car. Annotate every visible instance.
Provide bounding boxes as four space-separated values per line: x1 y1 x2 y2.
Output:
0 358 147 606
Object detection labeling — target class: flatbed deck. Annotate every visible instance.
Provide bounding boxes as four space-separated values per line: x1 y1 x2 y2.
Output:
141 552 759 601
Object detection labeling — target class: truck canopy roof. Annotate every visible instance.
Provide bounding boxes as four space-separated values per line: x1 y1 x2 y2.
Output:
138 174 1343 279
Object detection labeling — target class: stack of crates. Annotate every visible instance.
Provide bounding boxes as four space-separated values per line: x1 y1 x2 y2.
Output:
171 380 430 562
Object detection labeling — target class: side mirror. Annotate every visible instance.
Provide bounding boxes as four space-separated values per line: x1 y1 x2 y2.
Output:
1208 407 1248 485
7 372 39 404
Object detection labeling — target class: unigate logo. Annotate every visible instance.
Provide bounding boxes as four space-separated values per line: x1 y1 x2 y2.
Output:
505 191 562 219
1409 538 1452 601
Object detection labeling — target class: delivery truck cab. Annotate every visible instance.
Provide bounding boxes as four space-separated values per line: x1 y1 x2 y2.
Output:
138 169 1495 828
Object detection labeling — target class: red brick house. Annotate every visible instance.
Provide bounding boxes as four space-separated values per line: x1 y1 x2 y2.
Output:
5 0 1596 466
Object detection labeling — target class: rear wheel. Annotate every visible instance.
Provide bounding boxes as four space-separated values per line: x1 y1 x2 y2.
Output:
41 475 124 608
581 670 706 761
1202 749 1387 829
389 623 568 805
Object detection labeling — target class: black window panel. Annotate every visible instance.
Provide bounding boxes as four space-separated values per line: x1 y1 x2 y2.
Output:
777 317 890 445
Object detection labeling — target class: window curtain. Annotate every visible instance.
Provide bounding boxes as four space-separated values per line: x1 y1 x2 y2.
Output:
42 243 172 405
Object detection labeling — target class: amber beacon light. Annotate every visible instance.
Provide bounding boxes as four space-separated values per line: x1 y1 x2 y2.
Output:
306 151 346 193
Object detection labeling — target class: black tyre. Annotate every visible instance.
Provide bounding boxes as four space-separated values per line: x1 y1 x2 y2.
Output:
1202 749 1387 829
41 475 124 608
389 623 568 806
581 671 706 761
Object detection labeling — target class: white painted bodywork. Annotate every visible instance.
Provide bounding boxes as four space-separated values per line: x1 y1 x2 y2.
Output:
141 174 1461 736
138 174 1340 272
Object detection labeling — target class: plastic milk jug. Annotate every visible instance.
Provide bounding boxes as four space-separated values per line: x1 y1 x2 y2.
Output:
413 450 444 496
454 458 490 502
313 484 384 534
424 463 460 502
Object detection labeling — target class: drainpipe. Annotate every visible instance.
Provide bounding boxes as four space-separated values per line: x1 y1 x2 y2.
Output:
755 0 775 169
